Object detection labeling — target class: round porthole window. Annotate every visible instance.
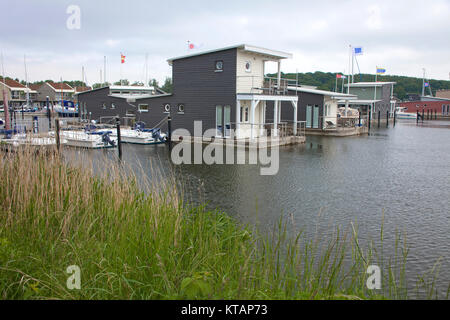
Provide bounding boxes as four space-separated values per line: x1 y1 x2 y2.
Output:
245 61 251 72
178 104 185 113
164 104 171 113
215 60 223 71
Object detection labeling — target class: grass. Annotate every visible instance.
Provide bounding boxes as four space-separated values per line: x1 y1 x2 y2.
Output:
0 147 447 300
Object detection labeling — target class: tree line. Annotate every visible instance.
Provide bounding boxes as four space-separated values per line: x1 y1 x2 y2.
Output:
270 71 450 100
2 77 173 94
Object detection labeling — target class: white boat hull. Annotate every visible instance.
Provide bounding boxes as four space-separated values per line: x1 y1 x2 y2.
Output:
1 134 66 147
396 113 417 120
111 129 166 145
56 131 117 149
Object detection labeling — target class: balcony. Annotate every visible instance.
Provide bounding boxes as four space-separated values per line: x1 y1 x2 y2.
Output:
237 76 299 96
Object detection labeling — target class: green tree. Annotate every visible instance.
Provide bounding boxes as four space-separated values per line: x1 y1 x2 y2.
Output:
114 79 130 86
161 77 173 93
148 78 159 88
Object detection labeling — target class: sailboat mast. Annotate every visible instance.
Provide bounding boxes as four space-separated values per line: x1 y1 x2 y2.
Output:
422 68 425 97
1 52 10 130
24 54 29 106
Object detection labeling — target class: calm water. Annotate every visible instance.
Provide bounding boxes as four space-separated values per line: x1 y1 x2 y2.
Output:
64 120 450 297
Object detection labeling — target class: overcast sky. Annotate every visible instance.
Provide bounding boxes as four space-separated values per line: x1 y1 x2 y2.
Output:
1 0 449 86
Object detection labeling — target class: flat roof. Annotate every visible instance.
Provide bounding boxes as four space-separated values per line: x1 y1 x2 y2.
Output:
167 44 292 65
110 85 155 91
337 99 382 104
346 82 396 87
287 86 358 99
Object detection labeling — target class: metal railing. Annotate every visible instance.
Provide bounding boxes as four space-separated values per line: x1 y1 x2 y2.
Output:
227 121 306 138
236 76 299 96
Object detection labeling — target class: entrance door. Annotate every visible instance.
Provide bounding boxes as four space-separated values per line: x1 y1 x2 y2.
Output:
313 105 319 129
306 105 312 128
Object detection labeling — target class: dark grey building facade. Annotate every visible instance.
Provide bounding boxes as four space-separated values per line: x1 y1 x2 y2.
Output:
79 48 238 135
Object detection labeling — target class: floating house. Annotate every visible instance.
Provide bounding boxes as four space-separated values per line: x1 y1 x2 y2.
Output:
344 82 396 118
77 85 167 124
80 44 309 141
265 86 358 135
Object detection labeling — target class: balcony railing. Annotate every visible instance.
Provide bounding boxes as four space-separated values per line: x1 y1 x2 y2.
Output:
237 76 299 96
228 121 306 138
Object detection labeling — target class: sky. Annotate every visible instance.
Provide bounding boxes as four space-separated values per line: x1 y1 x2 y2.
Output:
1 0 449 86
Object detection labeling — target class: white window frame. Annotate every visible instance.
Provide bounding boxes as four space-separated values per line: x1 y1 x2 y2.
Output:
138 104 149 113
240 106 249 123
245 61 251 73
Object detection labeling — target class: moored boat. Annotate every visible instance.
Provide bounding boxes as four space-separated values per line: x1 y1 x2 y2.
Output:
396 107 417 120
50 125 117 149
110 123 167 145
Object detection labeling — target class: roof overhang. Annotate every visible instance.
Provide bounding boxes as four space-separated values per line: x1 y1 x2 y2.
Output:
237 93 298 102
346 82 396 88
109 85 155 91
167 44 292 65
337 99 382 105
110 93 173 100
287 86 358 99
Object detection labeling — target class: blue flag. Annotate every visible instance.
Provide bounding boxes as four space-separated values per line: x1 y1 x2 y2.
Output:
353 47 363 55
424 82 430 87
376 68 386 74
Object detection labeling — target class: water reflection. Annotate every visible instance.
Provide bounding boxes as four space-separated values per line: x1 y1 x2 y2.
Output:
62 121 450 296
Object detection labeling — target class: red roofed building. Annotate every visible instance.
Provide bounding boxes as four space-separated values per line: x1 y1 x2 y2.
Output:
400 99 450 116
0 78 35 107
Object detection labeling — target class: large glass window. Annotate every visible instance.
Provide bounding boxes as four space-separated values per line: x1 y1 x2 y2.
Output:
216 105 223 137
224 105 231 138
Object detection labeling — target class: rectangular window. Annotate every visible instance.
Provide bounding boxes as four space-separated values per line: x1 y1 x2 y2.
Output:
216 105 223 137
138 104 149 112
240 106 249 122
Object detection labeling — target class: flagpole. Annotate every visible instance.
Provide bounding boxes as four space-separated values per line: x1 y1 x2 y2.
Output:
347 45 351 94
335 74 338 92
422 68 425 97
374 67 378 104
351 47 354 83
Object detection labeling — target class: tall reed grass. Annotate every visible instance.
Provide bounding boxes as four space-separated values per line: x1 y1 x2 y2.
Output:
0 147 447 299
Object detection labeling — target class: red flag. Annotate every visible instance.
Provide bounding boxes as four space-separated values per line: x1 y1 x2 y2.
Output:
336 74 342 79
121 53 126 64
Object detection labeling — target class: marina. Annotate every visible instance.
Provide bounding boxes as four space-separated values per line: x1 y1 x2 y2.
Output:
1 0 450 302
